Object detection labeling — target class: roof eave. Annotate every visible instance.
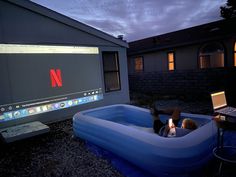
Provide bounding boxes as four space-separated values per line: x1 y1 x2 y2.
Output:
127 34 235 56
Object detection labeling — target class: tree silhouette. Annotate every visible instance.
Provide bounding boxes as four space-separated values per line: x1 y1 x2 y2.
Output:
220 0 236 18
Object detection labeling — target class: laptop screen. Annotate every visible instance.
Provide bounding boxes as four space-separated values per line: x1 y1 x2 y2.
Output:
211 91 227 110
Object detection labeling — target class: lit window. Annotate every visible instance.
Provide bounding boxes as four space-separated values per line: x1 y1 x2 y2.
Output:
135 57 143 72
102 52 121 92
234 42 236 67
168 52 175 71
199 43 224 69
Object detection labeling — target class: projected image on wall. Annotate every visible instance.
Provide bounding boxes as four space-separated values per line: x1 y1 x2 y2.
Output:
0 44 103 122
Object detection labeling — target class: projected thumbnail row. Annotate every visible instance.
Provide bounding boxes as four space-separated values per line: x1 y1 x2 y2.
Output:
0 94 103 122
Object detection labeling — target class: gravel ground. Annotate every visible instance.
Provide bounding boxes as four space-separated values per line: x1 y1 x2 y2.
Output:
0 120 124 177
0 96 234 177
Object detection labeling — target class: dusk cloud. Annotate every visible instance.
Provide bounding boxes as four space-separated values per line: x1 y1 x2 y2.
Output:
31 0 227 42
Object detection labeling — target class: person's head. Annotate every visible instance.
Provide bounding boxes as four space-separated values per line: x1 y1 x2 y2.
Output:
181 118 197 130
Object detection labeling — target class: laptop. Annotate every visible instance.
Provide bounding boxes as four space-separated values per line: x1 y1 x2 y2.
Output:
211 91 236 117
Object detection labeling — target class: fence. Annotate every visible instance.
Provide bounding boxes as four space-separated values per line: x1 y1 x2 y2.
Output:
129 68 236 103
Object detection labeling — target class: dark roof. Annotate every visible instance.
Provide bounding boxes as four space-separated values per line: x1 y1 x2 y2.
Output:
4 0 128 48
128 18 236 56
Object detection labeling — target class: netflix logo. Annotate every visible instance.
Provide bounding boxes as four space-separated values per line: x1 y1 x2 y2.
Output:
50 69 62 88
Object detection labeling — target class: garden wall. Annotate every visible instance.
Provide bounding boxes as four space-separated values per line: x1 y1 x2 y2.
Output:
129 68 236 104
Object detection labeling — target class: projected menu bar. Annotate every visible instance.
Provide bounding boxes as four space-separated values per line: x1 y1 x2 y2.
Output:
0 88 103 113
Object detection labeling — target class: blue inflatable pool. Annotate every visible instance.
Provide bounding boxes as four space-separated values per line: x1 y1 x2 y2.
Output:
73 104 217 176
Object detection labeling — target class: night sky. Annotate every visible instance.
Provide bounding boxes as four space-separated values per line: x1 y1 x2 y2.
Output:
31 0 227 42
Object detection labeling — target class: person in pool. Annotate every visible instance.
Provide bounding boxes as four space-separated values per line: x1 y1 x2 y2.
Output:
163 118 198 137
150 105 197 137
150 105 181 133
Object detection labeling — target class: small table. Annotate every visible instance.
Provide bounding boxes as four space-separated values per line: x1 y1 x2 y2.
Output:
213 115 236 176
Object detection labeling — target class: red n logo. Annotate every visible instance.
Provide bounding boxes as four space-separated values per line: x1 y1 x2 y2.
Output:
50 69 62 87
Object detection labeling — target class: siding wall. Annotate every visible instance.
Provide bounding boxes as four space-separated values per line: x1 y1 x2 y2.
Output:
128 44 200 74
128 38 235 74
175 45 199 70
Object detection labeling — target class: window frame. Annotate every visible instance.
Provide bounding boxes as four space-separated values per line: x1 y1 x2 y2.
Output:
134 56 144 72
234 42 236 67
198 42 225 69
102 51 121 93
167 51 175 71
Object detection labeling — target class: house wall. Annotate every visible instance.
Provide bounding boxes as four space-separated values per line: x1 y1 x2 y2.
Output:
128 53 165 73
128 38 235 74
224 38 236 67
0 1 130 128
128 33 236 104
128 45 199 74
175 45 199 70
99 46 130 105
